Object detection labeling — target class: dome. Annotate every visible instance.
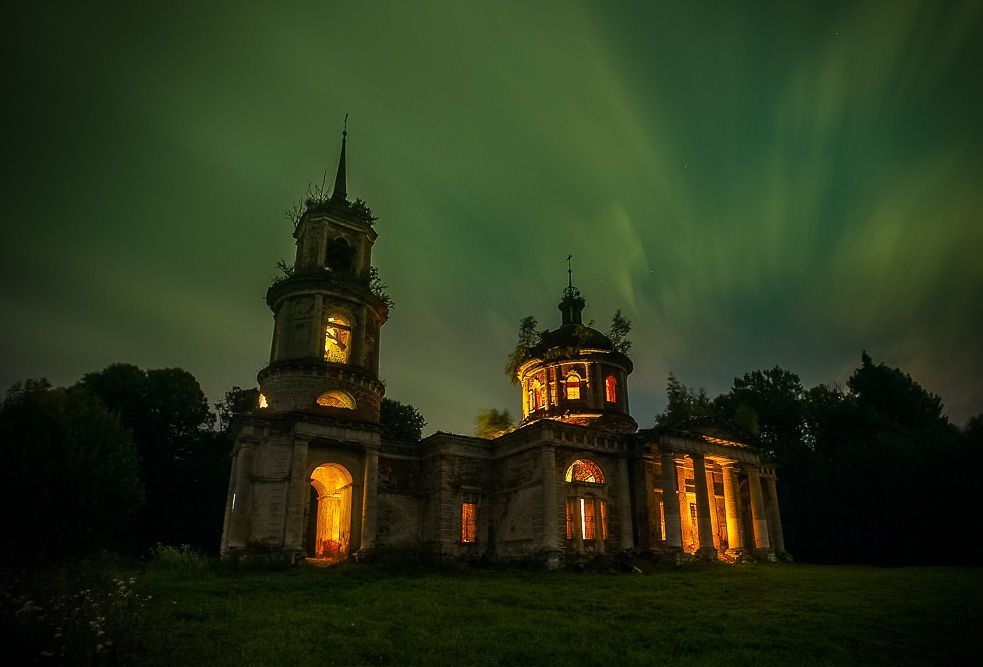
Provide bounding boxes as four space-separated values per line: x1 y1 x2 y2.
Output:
533 324 615 353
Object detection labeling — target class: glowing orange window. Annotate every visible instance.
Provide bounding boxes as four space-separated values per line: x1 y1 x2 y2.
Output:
324 315 352 363
461 502 477 543
605 375 617 403
566 373 581 400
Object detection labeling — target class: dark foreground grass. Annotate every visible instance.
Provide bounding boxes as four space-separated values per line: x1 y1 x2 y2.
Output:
6 559 982 665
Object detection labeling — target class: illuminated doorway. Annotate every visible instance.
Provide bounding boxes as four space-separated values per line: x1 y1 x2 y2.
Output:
307 464 353 558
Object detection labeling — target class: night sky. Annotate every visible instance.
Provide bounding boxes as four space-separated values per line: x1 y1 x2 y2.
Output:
4 1 982 434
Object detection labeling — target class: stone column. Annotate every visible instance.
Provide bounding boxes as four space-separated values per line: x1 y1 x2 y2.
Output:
571 498 584 553
282 437 311 557
617 457 635 550
692 454 718 560
593 498 606 554
540 446 559 551
348 479 364 552
677 461 691 548
660 452 683 550
721 463 746 558
360 447 379 552
747 466 774 560
706 468 720 549
640 457 659 550
763 475 787 557
545 368 553 408
227 438 258 549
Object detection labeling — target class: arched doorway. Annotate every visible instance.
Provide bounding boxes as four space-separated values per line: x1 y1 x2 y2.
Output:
307 463 353 558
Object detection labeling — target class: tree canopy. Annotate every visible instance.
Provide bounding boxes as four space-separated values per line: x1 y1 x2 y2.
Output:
656 353 977 565
607 310 632 355
380 398 427 442
0 380 143 563
505 316 540 385
76 364 227 552
473 408 515 439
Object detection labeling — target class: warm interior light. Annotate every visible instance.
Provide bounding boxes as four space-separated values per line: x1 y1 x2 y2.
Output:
316 390 356 409
461 503 477 543
565 459 605 483
310 464 353 557
566 373 581 400
324 314 352 363
605 375 617 403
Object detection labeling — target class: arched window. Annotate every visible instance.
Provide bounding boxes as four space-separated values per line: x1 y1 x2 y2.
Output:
605 375 617 403
532 379 544 410
565 459 605 484
325 237 355 273
324 315 352 363
315 390 356 409
564 459 608 543
565 372 581 400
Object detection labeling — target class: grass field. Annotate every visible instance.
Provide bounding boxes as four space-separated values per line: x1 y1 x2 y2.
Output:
5 557 982 665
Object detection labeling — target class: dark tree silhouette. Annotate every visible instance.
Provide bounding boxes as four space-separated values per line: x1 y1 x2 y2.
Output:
76 364 227 552
655 372 713 428
380 398 427 442
658 355 973 565
607 310 632 355
0 380 143 563
505 316 541 385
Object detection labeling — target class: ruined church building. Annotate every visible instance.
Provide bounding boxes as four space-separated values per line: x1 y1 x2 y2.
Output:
220 130 789 565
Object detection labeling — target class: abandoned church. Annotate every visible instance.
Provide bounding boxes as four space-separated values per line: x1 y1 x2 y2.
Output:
220 131 789 565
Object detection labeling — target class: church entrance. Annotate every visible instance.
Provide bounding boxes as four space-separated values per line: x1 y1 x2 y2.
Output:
306 464 353 558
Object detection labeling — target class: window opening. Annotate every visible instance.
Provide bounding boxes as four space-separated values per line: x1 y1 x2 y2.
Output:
461 503 477 543
324 315 352 363
565 459 605 484
566 373 581 400
532 379 544 410
325 237 355 273
461 491 478 543
316 390 356 409
605 375 617 403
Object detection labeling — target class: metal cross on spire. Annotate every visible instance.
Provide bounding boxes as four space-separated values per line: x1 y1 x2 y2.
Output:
567 254 573 288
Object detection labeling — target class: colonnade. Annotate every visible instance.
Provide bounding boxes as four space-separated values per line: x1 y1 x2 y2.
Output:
658 450 784 561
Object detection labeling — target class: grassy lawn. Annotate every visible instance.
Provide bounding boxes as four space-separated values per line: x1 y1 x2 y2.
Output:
6 559 982 665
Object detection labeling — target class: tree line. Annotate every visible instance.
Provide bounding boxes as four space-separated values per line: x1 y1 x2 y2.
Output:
0 363 425 565
656 353 982 565
2 353 978 566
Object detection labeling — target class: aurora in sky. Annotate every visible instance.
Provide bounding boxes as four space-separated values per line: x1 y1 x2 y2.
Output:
3 1 981 433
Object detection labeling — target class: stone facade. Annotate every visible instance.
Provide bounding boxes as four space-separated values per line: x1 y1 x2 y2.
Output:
220 133 789 565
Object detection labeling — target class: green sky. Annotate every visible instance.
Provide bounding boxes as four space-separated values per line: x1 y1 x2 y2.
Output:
4 1 982 433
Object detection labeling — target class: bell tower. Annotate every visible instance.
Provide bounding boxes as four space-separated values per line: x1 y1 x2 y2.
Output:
221 124 389 563
259 123 388 422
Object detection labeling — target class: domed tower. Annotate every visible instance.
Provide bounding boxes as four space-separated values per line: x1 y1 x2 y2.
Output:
514 265 637 434
258 124 388 422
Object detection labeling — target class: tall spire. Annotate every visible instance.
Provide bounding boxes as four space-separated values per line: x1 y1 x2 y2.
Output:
332 114 348 202
558 254 585 325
